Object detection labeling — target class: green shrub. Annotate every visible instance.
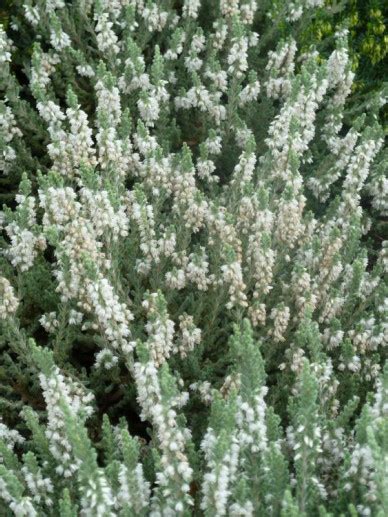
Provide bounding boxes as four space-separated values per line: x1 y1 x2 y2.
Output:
0 1 387 515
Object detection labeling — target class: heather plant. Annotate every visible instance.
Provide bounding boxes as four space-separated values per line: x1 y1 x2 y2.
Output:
0 1 387 515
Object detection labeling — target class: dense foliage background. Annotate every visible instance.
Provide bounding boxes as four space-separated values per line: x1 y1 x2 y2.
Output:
0 1 387 515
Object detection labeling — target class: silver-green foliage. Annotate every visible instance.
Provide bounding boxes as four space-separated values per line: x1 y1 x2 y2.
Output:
0 0 387 515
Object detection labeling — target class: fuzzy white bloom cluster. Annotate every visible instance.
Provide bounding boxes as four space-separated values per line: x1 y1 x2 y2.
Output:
80 189 128 240
286 0 324 22
142 3 169 33
0 479 36 517
221 259 248 309
201 428 241 515
0 420 24 450
269 304 291 342
4 226 42 272
0 1 386 515
38 182 135 359
0 277 19 320
0 103 22 173
343 374 388 510
21 464 53 508
175 313 201 358
85 277 135 355
3 190 44 271
0 25 12 64
369 173 388 215
236 387 268 452
143 292 175 366
228 36 250 78
134 358 193 513
183 0 201 19
39 312 59 334
117 462 150 513
39 366 94 477
95 12 120 55
50 21 71 51
78 469 114 517
266 39 297 99
23 4 40 26
220 0 239 18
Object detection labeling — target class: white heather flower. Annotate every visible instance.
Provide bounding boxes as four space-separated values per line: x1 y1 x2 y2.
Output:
248 242 275 297
204 134 222 155
21 465 53 506
39 367 94 478
39 186 80 227
30 49 60 92
228 37 249 78
266 39 297 99
236 388 269 453
241 0 258 25
186 249 212 291
137 94 160 127
134 359 193 511
177 84 213 112
79 468 114 516
45 0 65 12
158 229 176 257
369 174 388 216
0 26 12 63
81 189 128 240
230 500 254 516
95 80 122 127
269 305 290 342
94 349 119 370
76 64 95 77
95 13 119 54
144 292 175 366
275 195 306 248
182 0 201 19
343 136 384 195
175 313 201 358
239 80 261 106
128 194 160 263
0 420 24 449
231 148 257 188
248 303 266 327
189 381 213 405
36 100 66 127
50 28 71 51
327 46 350 87
23 5 40 26
286 0 324 21
165 268 186 290
142 4 168 33
4 225 41 272
117 463 151 512
212 20 228 50
291 269 317 317
40 312 60 334
85 276 134 354
201 430 241 515
221 260 248 309
65 104 96 170
205 68 228 92
197 158 218 183
0 103 22 173
1 492 37 517
0 7 387 515
190 32 206 53
69 309 83 325
220 0 239 18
